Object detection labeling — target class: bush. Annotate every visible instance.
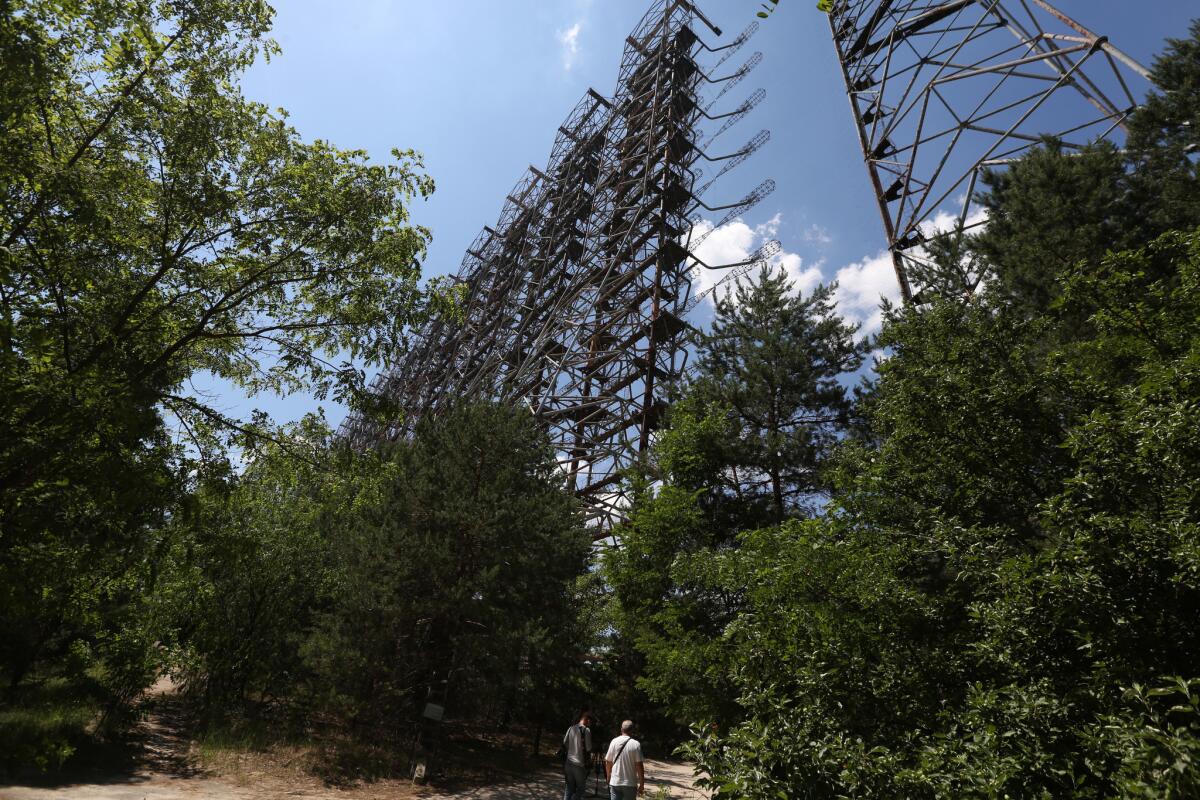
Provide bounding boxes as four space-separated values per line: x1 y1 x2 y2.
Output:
0 679 103 775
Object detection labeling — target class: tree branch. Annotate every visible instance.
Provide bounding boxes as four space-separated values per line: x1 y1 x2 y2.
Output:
159 392 320 467
3 23 191 249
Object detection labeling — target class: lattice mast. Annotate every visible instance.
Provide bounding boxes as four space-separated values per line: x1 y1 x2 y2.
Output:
826 0 1152 302
341 0 775 531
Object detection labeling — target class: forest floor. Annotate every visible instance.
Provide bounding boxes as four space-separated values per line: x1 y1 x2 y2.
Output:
0 681 708 800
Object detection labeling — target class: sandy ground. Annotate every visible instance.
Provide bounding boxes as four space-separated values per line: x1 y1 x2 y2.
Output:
1 680 708 800
0 758 706 800
0 681 705 800
422 759 708 800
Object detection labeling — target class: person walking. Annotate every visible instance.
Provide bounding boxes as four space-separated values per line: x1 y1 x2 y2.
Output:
604 720 645 799
561 710 593 800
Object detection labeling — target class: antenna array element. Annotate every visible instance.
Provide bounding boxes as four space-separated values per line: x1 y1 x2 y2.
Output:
341 1 770 532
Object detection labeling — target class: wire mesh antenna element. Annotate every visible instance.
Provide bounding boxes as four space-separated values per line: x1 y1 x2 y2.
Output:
826 0 1153 303
339 0 771 535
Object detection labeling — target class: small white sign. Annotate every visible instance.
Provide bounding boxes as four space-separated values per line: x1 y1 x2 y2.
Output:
422 702 445 721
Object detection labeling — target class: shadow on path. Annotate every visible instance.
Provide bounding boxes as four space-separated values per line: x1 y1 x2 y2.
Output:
423 759 707 800
2 683 708 800
0 680 210 799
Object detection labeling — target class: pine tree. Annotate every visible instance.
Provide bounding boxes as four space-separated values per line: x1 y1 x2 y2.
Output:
971 140 1135 315
1126 19 1200 240
690 267 864 521
970 21 1200 318
603 267 864 727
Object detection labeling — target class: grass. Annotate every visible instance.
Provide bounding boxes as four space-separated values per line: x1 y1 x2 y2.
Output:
192 715 313 785
195 717 293 757
190 715 426 796
0 677 105 775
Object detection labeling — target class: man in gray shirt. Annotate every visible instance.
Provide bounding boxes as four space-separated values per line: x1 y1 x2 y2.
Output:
561 710 593 800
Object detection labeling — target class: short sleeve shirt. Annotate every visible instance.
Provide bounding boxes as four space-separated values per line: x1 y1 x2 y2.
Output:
563 724 592 766
604 735 643 787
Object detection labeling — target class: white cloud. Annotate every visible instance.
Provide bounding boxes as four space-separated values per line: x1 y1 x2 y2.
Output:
686 209 1003 338
684 203 991 338
919 206 989 239
687 215 822 310
691 219 754 279
830 205 991 335
832 251 901 335
558 22 583 70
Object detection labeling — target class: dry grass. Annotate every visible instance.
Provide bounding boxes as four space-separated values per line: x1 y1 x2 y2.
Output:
192 731 426 799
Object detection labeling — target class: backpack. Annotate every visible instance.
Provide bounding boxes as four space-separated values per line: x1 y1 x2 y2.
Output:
558 723 591 766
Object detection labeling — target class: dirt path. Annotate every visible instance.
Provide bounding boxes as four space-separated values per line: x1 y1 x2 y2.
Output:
419 759 706 800
1 683 708 800
1 758 706 800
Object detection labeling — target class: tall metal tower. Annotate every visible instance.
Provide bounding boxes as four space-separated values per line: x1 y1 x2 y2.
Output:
827 0 1152 302
341 0 775 532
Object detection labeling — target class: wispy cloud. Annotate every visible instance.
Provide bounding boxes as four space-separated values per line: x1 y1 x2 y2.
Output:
558 22 583 71
803 223 833 246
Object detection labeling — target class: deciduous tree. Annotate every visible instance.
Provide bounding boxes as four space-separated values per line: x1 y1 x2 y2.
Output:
0 0 442 709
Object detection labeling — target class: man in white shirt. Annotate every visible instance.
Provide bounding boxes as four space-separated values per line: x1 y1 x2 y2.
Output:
604 719 645 799
561 710 593 800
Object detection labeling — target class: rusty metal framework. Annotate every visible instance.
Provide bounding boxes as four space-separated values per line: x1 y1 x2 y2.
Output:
341 0 775 531
827 0 1152 302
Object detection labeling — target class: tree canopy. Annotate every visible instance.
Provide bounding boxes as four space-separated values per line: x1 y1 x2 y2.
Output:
164 403 590 737
604 17 1200 798
5 2 1200 793
0 0 452 766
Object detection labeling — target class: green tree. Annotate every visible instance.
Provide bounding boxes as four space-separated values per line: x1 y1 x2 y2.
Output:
301 403 590 731
156 416 336 718
684 228 1200 798
971 140 1136 315
690 268 864 521
164 402 591 756
605 271 863 728
0 0 441 722
659 23 1200 797
1125 19 1200 238
969 21 1200 316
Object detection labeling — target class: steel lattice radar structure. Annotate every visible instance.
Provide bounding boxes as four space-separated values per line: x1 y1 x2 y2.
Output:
344 0 1153 533
825 0 1153 302
341 0 776 533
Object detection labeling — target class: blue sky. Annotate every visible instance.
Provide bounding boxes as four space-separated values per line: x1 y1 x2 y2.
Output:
223 0 1197 428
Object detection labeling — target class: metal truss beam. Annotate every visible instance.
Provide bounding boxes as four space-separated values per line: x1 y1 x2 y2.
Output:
826 0 1152 302
341 0 773 534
